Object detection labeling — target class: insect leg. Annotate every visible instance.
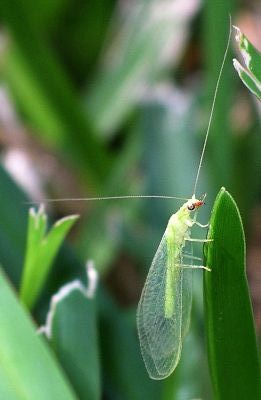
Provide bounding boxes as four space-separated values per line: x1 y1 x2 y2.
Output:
185 238 213 243
179 264 211 272
194 221 209 228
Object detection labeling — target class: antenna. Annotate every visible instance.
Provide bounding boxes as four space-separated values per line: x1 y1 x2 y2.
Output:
26 195 189 205
192 15 232 196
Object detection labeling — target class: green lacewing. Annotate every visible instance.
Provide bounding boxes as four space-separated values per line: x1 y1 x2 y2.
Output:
136 21 231 379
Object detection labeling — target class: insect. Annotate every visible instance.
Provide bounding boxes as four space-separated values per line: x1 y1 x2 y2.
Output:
136 195 210 379
36 19 231 382
136 22 232 379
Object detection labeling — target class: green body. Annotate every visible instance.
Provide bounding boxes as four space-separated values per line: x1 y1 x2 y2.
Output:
137 196 200 379
165 204 192 318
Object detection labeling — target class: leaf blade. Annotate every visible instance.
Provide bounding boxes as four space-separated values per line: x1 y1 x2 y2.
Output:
204 188 260 399
48 278 100 400
20 208 79 309
233 26 261 100
0 269 78 400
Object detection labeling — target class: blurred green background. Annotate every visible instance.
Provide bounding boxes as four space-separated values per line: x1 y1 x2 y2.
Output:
0 0 260 399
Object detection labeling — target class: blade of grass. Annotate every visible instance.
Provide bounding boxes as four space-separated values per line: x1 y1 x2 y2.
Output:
233 59 261 100
87 0 200 136
20 206 79 310
0 166 30 285
0 269 78 400
203 2 236 191
204 187 260 399
233 26 261 100
46 267 100 400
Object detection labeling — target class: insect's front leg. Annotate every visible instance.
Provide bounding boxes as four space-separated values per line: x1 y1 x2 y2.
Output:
194 221 209 228
190 212 208 228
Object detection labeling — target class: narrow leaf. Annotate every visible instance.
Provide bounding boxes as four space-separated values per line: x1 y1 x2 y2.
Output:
204 188 260 399
0 269 77 400
42 263 100 400
87 0 200 135
233 59 261 100
20 206 79 309
0 166 29 285
233 26 261 100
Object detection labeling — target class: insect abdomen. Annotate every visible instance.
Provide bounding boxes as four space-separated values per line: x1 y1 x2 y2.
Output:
164 211 191 318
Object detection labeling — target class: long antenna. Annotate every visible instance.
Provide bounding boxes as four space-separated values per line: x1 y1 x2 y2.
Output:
27 195 189 205
192 15 232 196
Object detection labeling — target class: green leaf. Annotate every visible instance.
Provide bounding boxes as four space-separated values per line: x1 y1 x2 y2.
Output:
0 269 77 400
204 188 260 400
203 6 235 191
233 59 261 100
233 26 261 100
87 0 200 135
44 265 100 400
20 206 79 309
0 166 29 285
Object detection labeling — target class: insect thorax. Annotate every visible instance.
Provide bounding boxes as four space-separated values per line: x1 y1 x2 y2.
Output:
166 207 191 246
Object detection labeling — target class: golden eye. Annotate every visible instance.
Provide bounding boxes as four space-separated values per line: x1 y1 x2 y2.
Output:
187 204 195 211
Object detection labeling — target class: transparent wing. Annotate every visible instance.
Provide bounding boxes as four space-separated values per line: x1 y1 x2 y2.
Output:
181 240 193 339
137 232 192 380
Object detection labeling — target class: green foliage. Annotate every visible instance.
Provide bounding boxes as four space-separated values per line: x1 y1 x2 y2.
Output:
87 0 199 135
202 4 235 192
0 0 112 186
204 188 260 400
233 26 261 100
0 166 29 285
48 272 100 400
0 269 77 399
20 207 78 309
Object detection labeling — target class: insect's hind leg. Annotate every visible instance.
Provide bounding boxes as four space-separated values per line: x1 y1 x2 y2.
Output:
182 237 212 271
185 238 213 243
180 264 211 272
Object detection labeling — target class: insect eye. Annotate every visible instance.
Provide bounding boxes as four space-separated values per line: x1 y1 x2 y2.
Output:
187 204 195 211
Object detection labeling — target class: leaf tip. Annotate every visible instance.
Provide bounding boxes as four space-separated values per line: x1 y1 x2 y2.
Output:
54 214 79 228
233 25 241 42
